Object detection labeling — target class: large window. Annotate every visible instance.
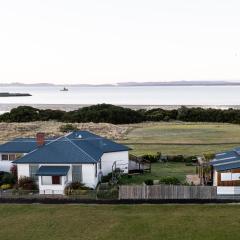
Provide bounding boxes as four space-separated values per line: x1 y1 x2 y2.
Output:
29 165 39 181
41 176 61 185
72 165 82 182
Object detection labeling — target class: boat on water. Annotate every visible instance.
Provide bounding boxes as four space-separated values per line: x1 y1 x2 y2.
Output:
60 87 68 91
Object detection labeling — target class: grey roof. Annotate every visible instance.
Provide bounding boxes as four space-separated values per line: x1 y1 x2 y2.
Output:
12 131 130 164
36 166 70 176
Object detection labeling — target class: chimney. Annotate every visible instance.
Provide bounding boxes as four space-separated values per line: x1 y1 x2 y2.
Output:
36 132 45 147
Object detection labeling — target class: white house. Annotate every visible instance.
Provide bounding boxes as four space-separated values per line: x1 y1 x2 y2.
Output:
0 131 130 194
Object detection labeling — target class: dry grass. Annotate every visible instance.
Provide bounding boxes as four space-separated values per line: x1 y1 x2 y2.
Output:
1 121 240 156
0 121 130 143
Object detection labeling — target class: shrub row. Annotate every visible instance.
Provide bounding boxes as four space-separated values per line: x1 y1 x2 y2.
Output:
144 176 181 185
1 104 240 124
141 153 198 163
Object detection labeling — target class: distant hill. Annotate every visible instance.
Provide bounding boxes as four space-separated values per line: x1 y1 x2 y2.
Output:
117 81 240 86
1 81 240 87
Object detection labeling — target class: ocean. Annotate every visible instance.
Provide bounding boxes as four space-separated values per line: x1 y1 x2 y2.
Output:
0 85 240 111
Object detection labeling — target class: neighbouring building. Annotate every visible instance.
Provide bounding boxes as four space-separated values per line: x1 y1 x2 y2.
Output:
0 131 130 194
210 147 240 195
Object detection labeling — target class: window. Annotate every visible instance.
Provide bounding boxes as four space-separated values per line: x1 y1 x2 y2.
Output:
221 173 232 181
29 165 39 181
72 165 82 182
41 176 61 185
1 154 17 161
1 154 9 161
9 154 16 161
42 176 52 185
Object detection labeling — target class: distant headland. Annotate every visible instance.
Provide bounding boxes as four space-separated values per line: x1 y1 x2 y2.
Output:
0 92 31 97
1 81 240 87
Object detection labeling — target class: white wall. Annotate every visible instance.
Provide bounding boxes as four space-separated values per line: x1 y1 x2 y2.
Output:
82 164 98 188
217 187 240 195
17 164 30 179
101 151 129 176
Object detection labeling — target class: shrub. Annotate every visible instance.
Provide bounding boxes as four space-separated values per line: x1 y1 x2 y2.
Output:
97 188 118 199
0 172 16 185
144 179 154 185
0 184 12 190
59 124 78 133
167 155 185 162
10 165 18 180
204 153 215 162
64 182 91 195
160 176 181 185
17 177 38 190
142 152 161 163
101 173 112 183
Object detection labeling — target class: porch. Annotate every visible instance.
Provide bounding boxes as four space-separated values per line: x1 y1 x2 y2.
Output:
36 166 70 195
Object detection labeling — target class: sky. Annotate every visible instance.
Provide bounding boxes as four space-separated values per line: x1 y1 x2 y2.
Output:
0 0 240 84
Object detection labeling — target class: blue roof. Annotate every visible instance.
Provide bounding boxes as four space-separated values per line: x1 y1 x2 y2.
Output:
214 162 240 171
12 131 130 164
36 166 70 176
210 147 240 171
0 138 55 153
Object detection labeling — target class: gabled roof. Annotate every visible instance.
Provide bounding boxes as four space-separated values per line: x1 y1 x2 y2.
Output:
12 131 130 164
210 147 240 171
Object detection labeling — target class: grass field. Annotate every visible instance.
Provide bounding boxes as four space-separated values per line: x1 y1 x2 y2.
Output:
122 122 240 155
120 162 196 184
1 204 240 240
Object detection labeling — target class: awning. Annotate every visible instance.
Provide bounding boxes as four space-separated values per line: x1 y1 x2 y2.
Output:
36 166 70 176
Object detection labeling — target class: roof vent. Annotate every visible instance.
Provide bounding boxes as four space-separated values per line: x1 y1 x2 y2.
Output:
77 134 83 139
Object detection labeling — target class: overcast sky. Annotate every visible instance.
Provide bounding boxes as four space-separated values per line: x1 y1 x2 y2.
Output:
0 0 240 84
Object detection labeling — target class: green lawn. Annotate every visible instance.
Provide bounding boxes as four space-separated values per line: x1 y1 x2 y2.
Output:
120 162 196 184
121 122 240 155
1 204 240 240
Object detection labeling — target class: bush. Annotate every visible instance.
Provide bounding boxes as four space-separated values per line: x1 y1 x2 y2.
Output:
160 176 181 185
10 165 18 180
0 184 12 190
101 173 112 183
59 124 78 133
204 153 215 162
0 172 16 185
97 188 118 199
16 177 38 190
142 153 161 163
64 182 92 195
167 155 185 162
144 179 154 185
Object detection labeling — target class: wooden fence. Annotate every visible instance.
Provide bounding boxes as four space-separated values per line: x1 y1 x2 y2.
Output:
119 185 217 200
